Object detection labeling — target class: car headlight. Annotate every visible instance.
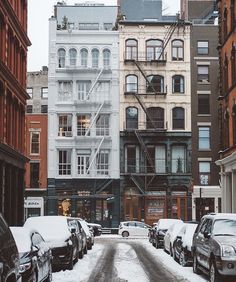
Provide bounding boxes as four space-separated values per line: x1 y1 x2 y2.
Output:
222 245 236 257
19 262 31 273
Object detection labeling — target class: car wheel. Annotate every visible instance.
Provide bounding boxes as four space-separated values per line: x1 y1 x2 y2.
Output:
210 259 222 282
193 252 201 274
179 251 187 267
122 231 129 237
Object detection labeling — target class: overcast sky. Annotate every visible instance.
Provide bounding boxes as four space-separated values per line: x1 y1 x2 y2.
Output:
27 0 180 71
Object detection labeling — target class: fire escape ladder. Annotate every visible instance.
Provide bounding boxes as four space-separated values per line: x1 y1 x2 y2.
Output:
133 60 158 95
85 102 104 136
86 136 105 174
134 130 156 173
86 68 103 100
96 179 113 194
130 175 145 195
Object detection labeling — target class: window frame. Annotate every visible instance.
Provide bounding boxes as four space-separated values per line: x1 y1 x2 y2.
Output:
126 107 138 130
147 75 164 93
80 48 88 67
30 162 40 188
198 94 210 115
198 126 211 150
58 114 73 137
30 131 40 155
146 39 163 61
58 48 66 68
172 75 184 93
69 48 77 66
197 41 209 55
172 39 184 61
197 65 209 82
199 161 211 185
58 150 71 175
125 39 138 60
41 87 48 99
103 49 111 68
146 107 164 129
172 107 185 130
92 48 99 68
96 150 109 175
125 75 138 93
27 87 33 99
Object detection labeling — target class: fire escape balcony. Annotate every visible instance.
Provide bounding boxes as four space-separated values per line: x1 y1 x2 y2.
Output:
124 85 167 96
124 52 167 64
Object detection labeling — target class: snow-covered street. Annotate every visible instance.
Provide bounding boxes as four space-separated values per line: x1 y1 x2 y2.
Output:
52 235 208 282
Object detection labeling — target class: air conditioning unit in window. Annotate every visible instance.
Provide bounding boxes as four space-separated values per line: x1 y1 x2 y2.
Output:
201 79 209 83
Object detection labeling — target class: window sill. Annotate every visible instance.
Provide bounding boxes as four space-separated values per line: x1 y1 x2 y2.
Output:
197 114 211 117
198 149 211 152
197 81 211 85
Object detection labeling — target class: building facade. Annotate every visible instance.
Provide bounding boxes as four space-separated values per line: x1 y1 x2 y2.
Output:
181 0 221 221
0 0 30 225
48 3 120 227
216 0 236 213
25 67 48 219
119 18 192 225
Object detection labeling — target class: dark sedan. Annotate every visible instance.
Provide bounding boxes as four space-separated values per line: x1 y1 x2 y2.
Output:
10 227 52 282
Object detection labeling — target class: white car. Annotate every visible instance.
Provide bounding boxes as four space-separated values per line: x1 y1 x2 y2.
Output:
118 221 151 237
163 220 184 256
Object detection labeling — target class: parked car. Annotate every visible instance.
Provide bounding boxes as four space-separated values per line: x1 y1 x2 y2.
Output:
163 220 184 256
192 213 236 282
67 218 85 258
172 223 198 266
151 219 183 248
87 223 102 236
24 216 79 270
10 227 52 282
77 219 94 250
0 214 21 282
118 221 151 237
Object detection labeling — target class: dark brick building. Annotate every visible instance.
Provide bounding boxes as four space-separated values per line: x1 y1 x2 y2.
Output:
0 0 30 225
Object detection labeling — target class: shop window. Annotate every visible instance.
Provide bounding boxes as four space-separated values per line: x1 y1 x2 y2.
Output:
197 41 209 55
58 114 72 137
199 162 211 185
172 107 185 129
198 126 210 150
30 162 39 188
30 131 40 155
198 95 210 114
146 107 164 129
58 198 72 216
58 150 71 175
125 39 138 60
126 107 138 129
77 199 91 221
77 114 91 136
171 145 186 173
172 40 184 61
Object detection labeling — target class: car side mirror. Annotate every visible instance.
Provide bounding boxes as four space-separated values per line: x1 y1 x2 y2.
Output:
203 231 210 239
70 227 76 234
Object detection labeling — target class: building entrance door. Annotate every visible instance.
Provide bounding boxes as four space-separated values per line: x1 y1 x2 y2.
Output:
124 193 141 221
171 197 188 221
196 197 215 221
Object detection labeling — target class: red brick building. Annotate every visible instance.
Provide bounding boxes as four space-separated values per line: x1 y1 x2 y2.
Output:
0 0 30 225
216 0 236 212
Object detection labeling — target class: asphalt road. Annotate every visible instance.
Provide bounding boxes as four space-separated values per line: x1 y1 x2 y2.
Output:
87 238 189 282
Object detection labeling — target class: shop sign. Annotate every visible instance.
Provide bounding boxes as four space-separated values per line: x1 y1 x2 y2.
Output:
24 199 42 208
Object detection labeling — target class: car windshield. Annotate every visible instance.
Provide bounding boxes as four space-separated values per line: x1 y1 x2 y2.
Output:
213 219 236 236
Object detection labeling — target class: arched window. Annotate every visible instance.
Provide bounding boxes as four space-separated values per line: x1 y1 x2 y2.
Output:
125 39 138 60
172 75 184 93
146 39 163 61
103 49 111 68
80 48 88 67
172 107 185 129
69 48 77 66
147 75 164 93
146 107 164 129
125 75 138 93
126 107 138 129
172 40 184 61
92 48 99 68
58 48 66 68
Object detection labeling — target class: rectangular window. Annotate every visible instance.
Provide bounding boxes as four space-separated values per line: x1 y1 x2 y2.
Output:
27 87 33 99
58 150 71 175
78 152 90 175
198 95 210 114
156 145 166 173
30 162 39 188
77 81 91 101
96 114 109 136
96 150 109 175
58 115 72 137
199 127 210 150
171 145 186 173
197 41 209 55
77 114 90 136
41 87 48 99
30 132 40 155
199 162 211 185
197 65 209 82
41 105 48 113
26 105 33 113
58 81 73 101
126 146 138 173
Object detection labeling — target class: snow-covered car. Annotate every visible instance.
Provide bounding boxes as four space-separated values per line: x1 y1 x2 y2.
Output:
77 219 94 250
163 220 184 256
0 214 21 282
87 223 102 236
172 223 198 266
10 226 52 282
24 216 79 270
118 221 151 237
152 219 183 248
